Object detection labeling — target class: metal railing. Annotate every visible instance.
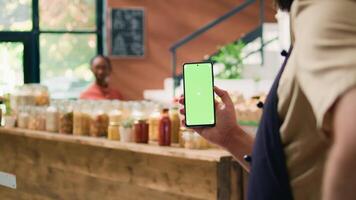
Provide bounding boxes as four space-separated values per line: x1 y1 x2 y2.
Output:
169 0 265 91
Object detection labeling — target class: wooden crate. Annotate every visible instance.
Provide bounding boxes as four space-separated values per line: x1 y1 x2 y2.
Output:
0 128 247 200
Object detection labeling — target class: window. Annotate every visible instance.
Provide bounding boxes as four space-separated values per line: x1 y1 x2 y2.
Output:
0 0 32 31
0 42 24 92
0 0 103 98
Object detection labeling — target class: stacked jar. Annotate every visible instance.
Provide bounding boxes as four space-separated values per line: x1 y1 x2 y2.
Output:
107 108 122 141
17 106 30 129
148 105 161 142
58 100 73 134
134 119 149 143
73 101 90 136
45 100 59 132
89 102 109 137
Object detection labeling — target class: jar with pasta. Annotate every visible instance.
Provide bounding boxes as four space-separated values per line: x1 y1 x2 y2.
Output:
27 106 37 130
45 101 59 132
73 101 90 136
34 107 46 131
89 103 109 137
17 106 30 129
58 101 73 134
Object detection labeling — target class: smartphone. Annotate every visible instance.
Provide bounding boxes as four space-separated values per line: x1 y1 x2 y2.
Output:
183 62 215 127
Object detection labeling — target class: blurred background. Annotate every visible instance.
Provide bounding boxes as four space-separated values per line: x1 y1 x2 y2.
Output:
0 0 290 100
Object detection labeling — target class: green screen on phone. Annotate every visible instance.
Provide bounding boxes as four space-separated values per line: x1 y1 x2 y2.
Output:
183 62 215 127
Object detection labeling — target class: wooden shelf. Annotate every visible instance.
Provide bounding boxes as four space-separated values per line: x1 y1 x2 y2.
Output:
0 127 231 162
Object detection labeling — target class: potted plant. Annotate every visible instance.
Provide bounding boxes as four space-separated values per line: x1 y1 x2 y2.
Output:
211 41 245 79
2 94 16 128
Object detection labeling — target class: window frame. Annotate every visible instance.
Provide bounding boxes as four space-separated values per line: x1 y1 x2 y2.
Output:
0 0 104 84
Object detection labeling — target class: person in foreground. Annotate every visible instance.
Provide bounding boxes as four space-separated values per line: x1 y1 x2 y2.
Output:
80 55 123 100
179 0 356 199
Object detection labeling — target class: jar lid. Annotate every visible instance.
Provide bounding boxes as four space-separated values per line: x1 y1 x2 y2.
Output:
134 119 147 124
109 122 121 126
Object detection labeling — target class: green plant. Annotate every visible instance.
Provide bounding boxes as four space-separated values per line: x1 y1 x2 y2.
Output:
211 41 245 79
121 118 134 128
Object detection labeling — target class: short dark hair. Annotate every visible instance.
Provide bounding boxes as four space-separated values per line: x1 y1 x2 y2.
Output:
275 0 294 11
90 55 112 70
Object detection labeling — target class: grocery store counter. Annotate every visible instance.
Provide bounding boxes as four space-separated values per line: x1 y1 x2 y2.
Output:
0 127 249 200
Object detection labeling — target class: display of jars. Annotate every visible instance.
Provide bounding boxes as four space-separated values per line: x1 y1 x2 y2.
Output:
107 108 122 140
182 131 209 149
169 107 180 143
158 108 171 146
134 119 149 143
119 119 134 142
89 108 109 137
148 106 160 142
45 102 59 132
108 122 120 140
28 106 46 131
17 106 30 129
73 101 90 136
58 101 73 134
34 85 49 106
108 109 122 126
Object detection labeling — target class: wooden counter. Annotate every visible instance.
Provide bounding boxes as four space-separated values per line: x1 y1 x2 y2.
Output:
0 127 248 200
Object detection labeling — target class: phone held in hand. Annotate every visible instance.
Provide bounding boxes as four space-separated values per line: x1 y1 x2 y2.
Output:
183 62 216 127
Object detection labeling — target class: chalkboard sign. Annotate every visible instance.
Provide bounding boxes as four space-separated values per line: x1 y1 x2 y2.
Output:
110 8 145 57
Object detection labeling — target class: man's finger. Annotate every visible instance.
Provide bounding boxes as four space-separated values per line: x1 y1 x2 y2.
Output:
214 86 233 106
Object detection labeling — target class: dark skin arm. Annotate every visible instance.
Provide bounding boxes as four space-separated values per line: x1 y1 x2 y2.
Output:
179 86 254 171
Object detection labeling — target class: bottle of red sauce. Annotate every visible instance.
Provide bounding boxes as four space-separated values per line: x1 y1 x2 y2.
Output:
158 108 171 146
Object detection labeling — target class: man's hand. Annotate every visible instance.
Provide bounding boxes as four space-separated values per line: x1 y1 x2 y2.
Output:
179 86 240 147
179 86 253 170
323 87 356 200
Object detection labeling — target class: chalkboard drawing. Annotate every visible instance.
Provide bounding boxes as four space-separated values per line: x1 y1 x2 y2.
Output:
113 35 127 56
110 8 144 57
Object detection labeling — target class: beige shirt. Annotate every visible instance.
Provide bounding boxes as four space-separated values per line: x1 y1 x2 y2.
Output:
278 0 356 199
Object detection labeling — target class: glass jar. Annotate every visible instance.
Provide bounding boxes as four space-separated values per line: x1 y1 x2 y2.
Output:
89 104 109 137
119 119 134 142
35 107 46 131
17 106 30 129
27 106 37 130
182 131 195 149
182 131 209 149
108 122 120 141
148 105 160 142
134 119 149 143
179 127 188 148
169 107 180 143
45 101 59 132
131 102 144 121
34 85 49 106
121 101 132 120
73 101 90 136
193 133 209 149
158 108 171 146
58 101 73 134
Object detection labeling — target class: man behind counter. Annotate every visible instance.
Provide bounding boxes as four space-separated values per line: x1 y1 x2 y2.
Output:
80 55 123 100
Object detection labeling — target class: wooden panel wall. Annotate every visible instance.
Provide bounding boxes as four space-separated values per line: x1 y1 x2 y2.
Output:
0 132 243 200
107 0 276 99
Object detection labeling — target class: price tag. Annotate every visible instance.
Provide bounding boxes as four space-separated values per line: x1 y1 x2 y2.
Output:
0 172 16 189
